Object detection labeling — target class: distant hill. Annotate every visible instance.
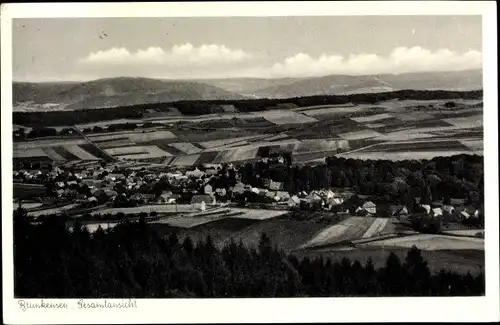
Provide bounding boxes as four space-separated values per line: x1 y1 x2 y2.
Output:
196 77 304 97
213 69 483 98
13 77 244 111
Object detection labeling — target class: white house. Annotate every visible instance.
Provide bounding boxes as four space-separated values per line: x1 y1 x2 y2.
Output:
432 207 443 218
420 204 432 215
204 184 213 194
361 201 377 215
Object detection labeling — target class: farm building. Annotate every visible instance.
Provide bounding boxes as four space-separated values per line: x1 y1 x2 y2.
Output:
158 192 176 204
289 195 300 206
460 210 471 220
390 205 409 218
191 194 216 211
419 204 432 215
442 205 456 215
432 207 443 217
204 184 213 194
361 201 377 215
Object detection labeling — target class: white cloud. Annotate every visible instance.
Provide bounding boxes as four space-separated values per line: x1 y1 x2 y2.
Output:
80 43 252 67
76 45 481 79
265 47 482 78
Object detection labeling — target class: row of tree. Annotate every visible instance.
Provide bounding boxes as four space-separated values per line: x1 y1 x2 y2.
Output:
14 206 484 298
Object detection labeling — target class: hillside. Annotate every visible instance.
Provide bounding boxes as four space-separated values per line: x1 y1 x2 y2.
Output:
197 77 303 97
248 69 483 98
13 77 244 111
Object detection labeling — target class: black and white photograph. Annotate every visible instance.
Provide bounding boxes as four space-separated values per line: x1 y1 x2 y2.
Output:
2 2 499 324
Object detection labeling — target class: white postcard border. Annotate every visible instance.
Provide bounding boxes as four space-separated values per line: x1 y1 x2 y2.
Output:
2 2 499 324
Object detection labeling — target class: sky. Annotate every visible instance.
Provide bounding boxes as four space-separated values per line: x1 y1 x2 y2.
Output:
13 16 482 82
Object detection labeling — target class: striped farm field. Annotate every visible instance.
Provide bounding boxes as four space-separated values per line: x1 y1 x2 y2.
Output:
361 218 389 238
13 202 44 210
460 139 483 151
351 113 393 123
97 139 136 148
52 146 81 160
79 144 115 161
365 122 386 129
27 203 81 218
304 217 379 248
42 147 67 161
169 154 202 166
154 213 230 229
254 110 318 125
339 129 383 140
359 234 484 251
392 112 435 121
292 150 340 163
194 151 219 165
127 130 177 142
294 139 349 153
88 132 136 142
13 138 89 150
13 148 48 158
168 142 202 154
104 145 169 157
301 106 362 116
197 135 265 149
216 147 260 163
90 204 192 215
262 133 290 141
228 208 289 220
444 115 483 128
63 145 99 160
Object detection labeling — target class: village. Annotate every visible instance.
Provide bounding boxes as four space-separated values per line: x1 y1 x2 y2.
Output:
13 150 483 237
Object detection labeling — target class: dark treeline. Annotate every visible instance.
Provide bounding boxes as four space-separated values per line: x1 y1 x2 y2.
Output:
13 89 482 126
14 206 484 298
240 154 484 211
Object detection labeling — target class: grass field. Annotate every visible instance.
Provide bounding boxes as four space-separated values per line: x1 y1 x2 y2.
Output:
303 217 401 249
228 208 290 220
27 203 81 218
300 106 362 116
359 234 484 251
351 113 394 123
89 204 193 215
168 142 202 154
339 129 383 140
63 145 99 160
105 145 171 159
169 154 202 166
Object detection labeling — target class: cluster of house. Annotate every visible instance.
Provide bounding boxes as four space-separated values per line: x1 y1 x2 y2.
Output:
14 158 483 227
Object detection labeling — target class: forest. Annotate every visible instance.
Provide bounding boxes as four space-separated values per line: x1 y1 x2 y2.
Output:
13 89 482 126
239 154 484 212
14 205 484 298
